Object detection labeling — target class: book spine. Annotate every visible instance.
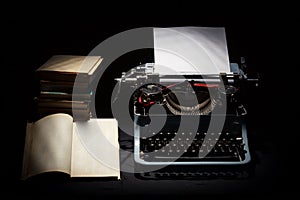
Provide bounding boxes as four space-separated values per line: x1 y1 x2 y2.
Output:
39 83 91 94
36 107 91 121
37 101 89 110
39 92 92 101
36 71 90 83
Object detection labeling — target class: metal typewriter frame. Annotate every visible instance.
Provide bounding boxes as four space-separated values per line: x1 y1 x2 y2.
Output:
115 62 255 166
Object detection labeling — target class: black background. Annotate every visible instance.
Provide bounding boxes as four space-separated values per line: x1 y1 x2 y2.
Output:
1 10 294 199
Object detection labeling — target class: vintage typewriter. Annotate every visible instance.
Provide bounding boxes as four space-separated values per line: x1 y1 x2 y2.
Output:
115 60 257 169
112 27 259 179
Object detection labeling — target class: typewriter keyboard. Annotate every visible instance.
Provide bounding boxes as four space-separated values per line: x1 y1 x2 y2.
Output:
139 131 247 162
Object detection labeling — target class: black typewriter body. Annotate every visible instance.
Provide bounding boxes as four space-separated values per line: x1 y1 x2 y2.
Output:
115 62 256 168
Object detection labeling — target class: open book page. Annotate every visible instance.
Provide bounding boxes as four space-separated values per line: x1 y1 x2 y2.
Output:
71 119 120 179
22 114 73 179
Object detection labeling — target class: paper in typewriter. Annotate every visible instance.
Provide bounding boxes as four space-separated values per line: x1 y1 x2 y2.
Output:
154 27 230 75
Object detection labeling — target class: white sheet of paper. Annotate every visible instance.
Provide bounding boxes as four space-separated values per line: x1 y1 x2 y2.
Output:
154 27 230 75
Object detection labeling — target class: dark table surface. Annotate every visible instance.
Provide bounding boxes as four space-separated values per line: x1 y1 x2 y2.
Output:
10 125 292 199
2 13 295 199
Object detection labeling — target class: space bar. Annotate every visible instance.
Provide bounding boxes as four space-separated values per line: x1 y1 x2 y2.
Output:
154 156 238 161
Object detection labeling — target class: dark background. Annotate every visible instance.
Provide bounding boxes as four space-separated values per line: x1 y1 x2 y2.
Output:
1 11 294 199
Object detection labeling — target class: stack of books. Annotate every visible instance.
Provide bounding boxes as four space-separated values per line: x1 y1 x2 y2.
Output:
34 55 103 121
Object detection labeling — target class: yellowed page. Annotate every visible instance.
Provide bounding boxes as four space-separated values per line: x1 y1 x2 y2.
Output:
71 119 120 179
22 114 73 179
37 55 102 74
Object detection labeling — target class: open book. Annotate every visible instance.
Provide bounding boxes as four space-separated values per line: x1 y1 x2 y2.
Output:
22 114 120 180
